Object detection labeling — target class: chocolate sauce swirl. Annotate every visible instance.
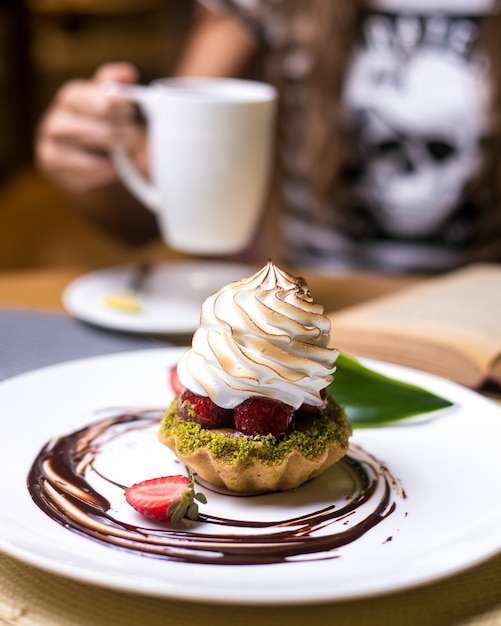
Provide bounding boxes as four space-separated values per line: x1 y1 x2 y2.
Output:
28 410 405 566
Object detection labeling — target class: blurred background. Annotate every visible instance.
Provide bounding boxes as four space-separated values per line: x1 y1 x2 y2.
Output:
0 0 197 270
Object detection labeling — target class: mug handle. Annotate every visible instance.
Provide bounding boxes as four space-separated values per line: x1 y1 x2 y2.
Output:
106 83 161 213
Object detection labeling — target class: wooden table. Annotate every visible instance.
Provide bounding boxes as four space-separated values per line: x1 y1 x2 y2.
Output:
1 265 501 626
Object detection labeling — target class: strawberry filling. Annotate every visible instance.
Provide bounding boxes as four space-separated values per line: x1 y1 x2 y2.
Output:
176 387 329 439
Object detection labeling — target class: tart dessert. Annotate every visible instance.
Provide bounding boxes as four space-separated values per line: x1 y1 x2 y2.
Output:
159 261 351 493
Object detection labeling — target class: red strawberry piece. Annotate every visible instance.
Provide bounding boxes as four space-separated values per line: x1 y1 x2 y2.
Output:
178 389 234 429
234 397 294 438
169 365 184 395
125 475 207 525
295 388 329 419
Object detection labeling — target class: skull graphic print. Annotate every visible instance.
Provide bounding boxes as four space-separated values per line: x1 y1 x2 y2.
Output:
342 10 490 241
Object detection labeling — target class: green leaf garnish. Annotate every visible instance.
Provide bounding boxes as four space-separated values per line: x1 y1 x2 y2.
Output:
329 353 454 427
195 492 208 505
166 476 207 525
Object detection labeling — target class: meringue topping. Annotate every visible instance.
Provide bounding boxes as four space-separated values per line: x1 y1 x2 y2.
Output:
177 261 339 409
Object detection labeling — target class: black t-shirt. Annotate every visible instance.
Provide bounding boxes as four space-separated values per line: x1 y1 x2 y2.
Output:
200 0 501 272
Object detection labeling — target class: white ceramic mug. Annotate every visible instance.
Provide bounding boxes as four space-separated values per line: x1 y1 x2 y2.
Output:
110 77 277 255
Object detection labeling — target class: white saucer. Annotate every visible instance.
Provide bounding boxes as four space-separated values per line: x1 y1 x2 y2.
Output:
62 261 255 334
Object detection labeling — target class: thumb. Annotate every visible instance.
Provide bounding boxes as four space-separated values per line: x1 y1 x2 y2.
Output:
93 62 139 85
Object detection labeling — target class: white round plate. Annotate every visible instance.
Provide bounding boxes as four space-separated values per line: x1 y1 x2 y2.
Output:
1 348 501 605
62 261 255 334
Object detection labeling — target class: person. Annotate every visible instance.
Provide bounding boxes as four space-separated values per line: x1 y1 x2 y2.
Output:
35 0 501 273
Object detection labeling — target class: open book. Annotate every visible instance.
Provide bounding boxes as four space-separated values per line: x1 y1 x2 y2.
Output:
327 263 501 390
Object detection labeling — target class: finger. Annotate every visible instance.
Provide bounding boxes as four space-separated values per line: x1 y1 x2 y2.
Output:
93 61 139 85
94 62 141 121
54 79 137 122
40 108 114 151
42 102 142 151
38 140 118 191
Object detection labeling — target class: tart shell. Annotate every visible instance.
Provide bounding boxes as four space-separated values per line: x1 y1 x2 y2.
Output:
158 396 352 494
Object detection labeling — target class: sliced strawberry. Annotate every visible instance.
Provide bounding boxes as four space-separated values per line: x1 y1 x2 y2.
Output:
234 397 294 438
178 389 233 429
124 475 207 525
168 365 184 395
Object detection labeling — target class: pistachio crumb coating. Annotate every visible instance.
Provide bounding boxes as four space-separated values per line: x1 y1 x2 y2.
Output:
159 396 352 493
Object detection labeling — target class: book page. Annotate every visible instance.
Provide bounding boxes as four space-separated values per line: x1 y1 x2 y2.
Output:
328 263 501 373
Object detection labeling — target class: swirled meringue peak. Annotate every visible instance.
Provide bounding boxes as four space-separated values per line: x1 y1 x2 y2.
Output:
176 261 339 409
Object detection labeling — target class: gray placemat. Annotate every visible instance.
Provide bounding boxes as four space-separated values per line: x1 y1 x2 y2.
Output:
0 308 169 382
